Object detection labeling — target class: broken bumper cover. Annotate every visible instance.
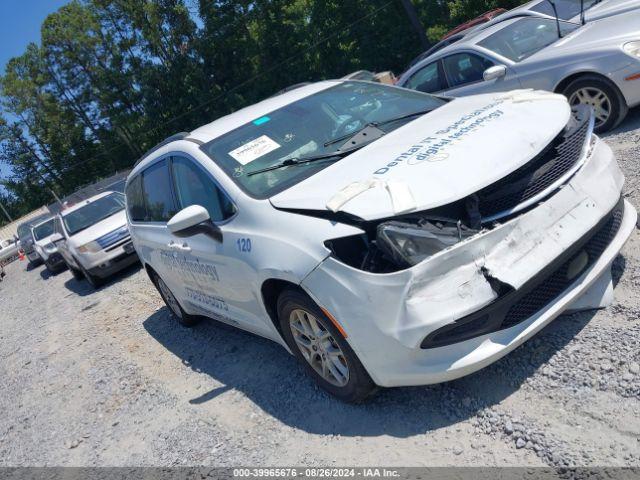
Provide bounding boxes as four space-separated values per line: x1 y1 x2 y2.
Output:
301 137 637 387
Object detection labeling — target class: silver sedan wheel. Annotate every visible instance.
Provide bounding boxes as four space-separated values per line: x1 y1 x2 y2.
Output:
568 87 611 128
289 308 349 387
157 276 183 319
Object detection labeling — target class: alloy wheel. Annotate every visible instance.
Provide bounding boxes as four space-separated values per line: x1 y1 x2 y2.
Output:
568 87 611 128
289 308 349 387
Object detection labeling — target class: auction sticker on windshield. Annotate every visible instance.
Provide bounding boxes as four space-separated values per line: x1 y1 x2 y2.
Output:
229 135 281 165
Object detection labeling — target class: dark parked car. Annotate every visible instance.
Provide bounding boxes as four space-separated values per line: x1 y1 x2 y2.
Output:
16 213 52 267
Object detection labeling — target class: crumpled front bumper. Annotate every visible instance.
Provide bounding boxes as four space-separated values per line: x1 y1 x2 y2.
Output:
301 137 637 387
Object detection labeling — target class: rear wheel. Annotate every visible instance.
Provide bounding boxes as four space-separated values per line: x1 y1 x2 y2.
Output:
562 75 628 133
277 289 376 402
150 271 199 327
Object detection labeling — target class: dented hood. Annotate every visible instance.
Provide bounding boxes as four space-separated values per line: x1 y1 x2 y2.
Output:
269 90 571 221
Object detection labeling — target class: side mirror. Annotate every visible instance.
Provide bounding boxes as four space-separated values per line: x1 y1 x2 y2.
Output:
483 65 507 82
50 232 64 243
168 205 222 242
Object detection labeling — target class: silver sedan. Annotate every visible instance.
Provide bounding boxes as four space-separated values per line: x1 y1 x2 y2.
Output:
491 0 640 25
397 12 640 132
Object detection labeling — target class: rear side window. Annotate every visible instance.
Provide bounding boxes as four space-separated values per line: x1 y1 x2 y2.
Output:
171 156 235 222
140 160 177 222
125 175 146 222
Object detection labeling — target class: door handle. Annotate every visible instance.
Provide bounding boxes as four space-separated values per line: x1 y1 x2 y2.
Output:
168 241 191 252
176 243 191 252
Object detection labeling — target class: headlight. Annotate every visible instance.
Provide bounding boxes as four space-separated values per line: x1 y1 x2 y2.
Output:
623 41 640 59
377 220 478 267
77 241 101 253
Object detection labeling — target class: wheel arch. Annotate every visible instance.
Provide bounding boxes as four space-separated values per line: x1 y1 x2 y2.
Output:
260 278 305 339
554 71 622 98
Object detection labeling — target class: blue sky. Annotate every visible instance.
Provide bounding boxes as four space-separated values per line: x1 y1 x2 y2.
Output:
0 0 69 187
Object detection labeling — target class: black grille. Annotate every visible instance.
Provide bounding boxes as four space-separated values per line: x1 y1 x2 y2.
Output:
478 107 591 219
501 201 623 328
421 199 624 349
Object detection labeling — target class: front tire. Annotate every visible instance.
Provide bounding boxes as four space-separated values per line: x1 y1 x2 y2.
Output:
277 288 376 403
562 75 628 133
76 260 103 289
68 264 84 281
150 271 199 327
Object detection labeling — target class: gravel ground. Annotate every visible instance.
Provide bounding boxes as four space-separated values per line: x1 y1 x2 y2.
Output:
1 109 639 468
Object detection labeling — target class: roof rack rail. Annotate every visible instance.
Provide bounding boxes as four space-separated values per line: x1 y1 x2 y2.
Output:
134 132 191 167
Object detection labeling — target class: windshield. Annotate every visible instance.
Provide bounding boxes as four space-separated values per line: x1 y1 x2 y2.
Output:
530 0 599 20
201 82 447 198
478 17 580 62
62 192 125 236
33 219 55 241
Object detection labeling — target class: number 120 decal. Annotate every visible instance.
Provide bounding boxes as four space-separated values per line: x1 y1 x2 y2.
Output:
236 238 252 253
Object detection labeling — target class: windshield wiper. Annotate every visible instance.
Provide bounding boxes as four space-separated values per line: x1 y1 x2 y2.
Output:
323 108 435 148
247 108 436 177
246 148 354 176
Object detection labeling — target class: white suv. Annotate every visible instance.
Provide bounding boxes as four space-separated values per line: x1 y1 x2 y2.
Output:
31 217 66 273
56 191 138 288
126 81 636 402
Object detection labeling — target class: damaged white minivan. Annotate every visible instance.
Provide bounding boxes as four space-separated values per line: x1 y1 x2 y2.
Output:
125 81 636 402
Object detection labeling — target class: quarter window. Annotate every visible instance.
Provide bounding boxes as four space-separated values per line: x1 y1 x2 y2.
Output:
442 53 494 88
125 174 146 222
140 160 177 222
405 61 446 93
171 156 234 222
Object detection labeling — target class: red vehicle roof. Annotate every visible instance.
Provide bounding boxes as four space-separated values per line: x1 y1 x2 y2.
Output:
441 8 507 40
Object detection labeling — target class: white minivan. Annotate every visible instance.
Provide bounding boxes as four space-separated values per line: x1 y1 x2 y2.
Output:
125 81 636 401
56 191 138 288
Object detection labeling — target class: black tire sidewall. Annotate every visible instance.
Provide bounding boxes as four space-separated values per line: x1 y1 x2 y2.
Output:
150 271 199 327
277 289 376 403
563 76 624 133
70 266 84 281
76 259 102 288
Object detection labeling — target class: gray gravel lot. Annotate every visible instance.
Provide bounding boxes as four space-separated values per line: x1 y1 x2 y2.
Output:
1 109 639 467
